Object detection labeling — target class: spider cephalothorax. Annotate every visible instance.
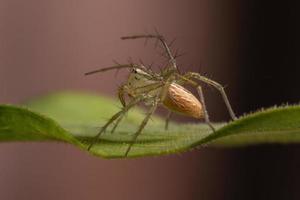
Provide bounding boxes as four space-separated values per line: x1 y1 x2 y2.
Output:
85 34 237 156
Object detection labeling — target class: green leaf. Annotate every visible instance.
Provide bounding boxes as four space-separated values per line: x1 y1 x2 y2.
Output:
203 105 300 146
0 92 300 159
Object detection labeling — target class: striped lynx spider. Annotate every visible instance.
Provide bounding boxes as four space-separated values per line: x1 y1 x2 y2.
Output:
86 34 237 156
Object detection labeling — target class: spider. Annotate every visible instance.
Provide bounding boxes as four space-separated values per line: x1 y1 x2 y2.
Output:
85 34 237 156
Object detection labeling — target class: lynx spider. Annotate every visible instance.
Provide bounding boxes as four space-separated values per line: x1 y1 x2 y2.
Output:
85 33 237 156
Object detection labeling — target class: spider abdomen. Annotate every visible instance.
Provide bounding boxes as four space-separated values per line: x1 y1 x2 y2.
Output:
163 83 204 119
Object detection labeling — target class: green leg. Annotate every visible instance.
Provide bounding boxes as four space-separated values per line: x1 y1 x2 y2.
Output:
189 73 237 121
124 101 159 157
165 111 173 130
121 33 177 71
196 86 216 132
87 97 142 151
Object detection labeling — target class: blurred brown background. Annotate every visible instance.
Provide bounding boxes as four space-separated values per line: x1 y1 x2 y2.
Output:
0 0 299 200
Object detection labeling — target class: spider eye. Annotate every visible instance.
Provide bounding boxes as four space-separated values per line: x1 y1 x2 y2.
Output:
132 68 137 74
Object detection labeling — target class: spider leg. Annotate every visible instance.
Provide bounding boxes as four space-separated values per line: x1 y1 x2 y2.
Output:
87 97 143 151
109 85 127 134
175 73 216 132
85 64 134 75
110 115 124 134
124 100 159 157
165 111 173 130
196 86 216 132
190 73 237 120
118 84 127 107
160 77 175 131
174 73 231 132
124 81 167 156
85 64 150 76
182 72 237 121
110 90 128 134
121 34 177 71
111 82 164 134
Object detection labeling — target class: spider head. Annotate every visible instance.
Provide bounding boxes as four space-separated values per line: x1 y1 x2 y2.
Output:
127 67 158 90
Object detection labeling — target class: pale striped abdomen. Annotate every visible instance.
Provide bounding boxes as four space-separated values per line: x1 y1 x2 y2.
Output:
163 83 204 119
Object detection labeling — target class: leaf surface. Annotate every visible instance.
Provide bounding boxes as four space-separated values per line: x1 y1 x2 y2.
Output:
0 92 300 158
